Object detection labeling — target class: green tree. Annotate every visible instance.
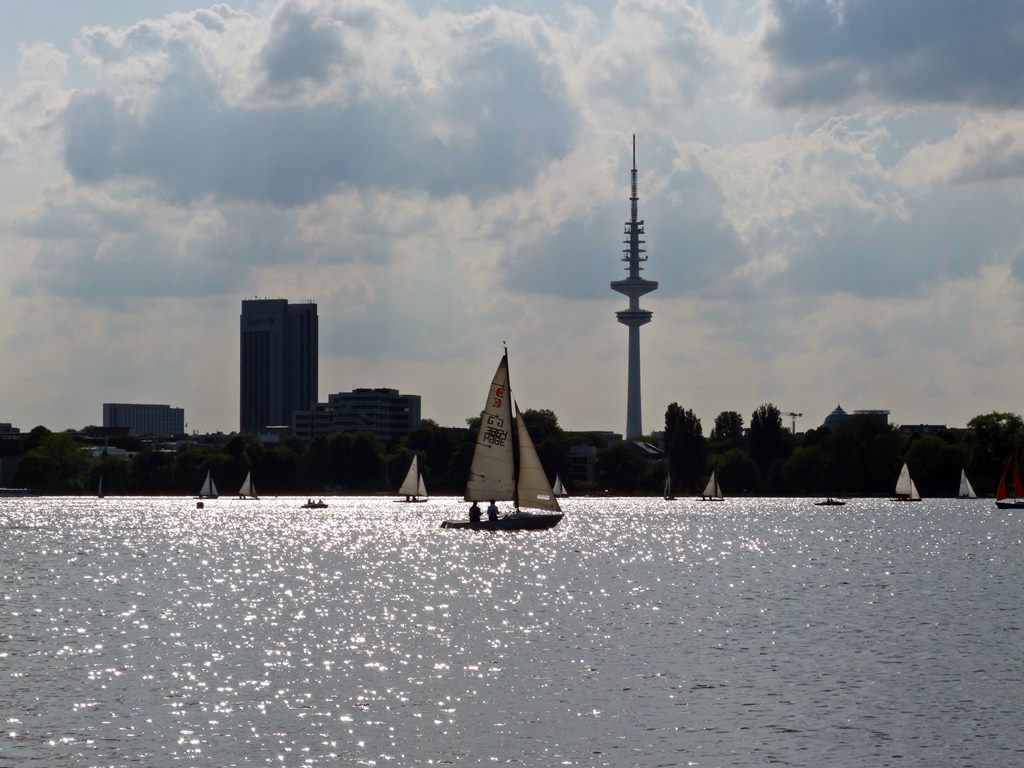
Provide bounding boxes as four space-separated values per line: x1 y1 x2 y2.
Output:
596 443 650 494
714 449 759 495
905 435 966 497
782 445 828 495
827 415 904 495
711 411 744 442
12 432 87 492
749 403 788 470
965 412 1024 495
664 403 705 493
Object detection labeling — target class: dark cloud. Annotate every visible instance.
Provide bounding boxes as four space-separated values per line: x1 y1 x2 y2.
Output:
762 0 1024 109
769 186 1021 297
62 22 578 206
261 3 344 85
506 162 746 299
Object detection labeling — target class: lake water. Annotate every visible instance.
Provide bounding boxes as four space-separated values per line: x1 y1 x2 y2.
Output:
1 496 1020 767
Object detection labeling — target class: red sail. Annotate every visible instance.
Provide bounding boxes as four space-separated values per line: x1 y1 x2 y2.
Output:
997 450 1022 501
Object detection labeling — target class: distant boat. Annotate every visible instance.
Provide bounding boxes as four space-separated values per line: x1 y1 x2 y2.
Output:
237 471 258 499
302 499 328 509
995 450 1024 509
198 470 219 499
98 474 104 499
663 472 675 501
701 471 724 501
396 455 428 502
815 497 846 506
957 469 977 499
441 350 563 530
552 474 568 497
894 462 921 502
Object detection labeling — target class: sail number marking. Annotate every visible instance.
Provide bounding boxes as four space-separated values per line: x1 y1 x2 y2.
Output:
482 414 508 447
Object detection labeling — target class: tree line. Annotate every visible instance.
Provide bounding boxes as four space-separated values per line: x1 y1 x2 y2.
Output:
3 407 1022 497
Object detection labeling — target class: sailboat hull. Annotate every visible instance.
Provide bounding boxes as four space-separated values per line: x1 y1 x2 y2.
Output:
441 513 563 530
995 499 1024 509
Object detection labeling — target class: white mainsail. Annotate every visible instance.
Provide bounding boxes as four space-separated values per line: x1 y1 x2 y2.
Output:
958 469 977 499
465 354 516 502
398 456 428 498
514 401 561 513
238 471 256 498
199 470 219 498
895 462 913 498
702 471 722 499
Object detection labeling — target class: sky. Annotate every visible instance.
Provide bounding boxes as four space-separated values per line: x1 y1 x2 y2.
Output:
1 0 1022 436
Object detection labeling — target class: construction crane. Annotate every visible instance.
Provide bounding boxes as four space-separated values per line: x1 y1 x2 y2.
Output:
784 411 802 434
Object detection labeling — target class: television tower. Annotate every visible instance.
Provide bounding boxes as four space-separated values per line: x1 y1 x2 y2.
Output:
611 135 658 438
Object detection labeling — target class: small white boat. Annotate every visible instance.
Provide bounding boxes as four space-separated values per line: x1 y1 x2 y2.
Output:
237 471 258 499
894 462 921 502
198 470 219 499
396 455 428 502
701 470 724 501
957 469 977 499
552 475 568 498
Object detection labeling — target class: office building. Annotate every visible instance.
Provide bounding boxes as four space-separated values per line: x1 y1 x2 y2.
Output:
240 299 318 433
292 388 421 444
102 403 185 437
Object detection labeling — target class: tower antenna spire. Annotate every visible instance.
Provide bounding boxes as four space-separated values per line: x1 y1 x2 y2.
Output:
611 135 658 438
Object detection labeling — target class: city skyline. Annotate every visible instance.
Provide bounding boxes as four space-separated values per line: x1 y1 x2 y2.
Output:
1 1 1022 436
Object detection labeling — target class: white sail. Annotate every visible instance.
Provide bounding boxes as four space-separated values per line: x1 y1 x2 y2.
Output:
200 470 219 498
702 471 722 498
514 401 561 513
958 469 976 499
398 456 428 498
552 475 568 497
895 462 913 497
464 354 516 502
909 478 921 502
238 471 256 498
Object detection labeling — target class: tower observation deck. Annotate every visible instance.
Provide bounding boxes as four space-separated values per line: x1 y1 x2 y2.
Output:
611 135 658 438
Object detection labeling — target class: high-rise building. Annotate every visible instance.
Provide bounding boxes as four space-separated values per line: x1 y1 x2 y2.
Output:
292 388 422 444
240 299 318 433
611 136 658 438
102 403 185 437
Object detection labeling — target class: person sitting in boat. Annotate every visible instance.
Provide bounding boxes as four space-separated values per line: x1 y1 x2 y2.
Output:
469 502 481 523
487 500 499 521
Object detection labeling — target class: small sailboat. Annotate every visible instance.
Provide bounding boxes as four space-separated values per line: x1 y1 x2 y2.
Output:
552 475 568 497
995 450 1024 509
198 470 219 499
701 470 724 501
237 471 258 499
957 469 977 499
441 350 563 530
894 462 921 502
396 455 428 502
663 472 675 501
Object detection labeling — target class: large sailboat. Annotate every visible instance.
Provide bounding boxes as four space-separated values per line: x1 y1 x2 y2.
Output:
396 455 428 502
441 351 563 530
894 462 921 502
198 470 219 499
701 470 724 501
995 450 1024 509
957 469 977 499
237 471 258 499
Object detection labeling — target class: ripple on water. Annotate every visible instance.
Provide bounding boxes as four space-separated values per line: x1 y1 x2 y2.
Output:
1 495 1020 766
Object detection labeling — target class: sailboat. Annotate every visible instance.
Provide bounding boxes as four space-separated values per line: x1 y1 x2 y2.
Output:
396 455 428 502
552 475 568 497
97 474 104 499
701 470 724 501
995 450 1024 509
237 471 258 499
894 462 921 502
198 470 219 499
957 469 977 499
441 351 563 530
663 471 675 501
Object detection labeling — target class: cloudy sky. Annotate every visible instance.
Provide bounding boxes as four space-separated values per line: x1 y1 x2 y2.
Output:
1 0 1022 436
